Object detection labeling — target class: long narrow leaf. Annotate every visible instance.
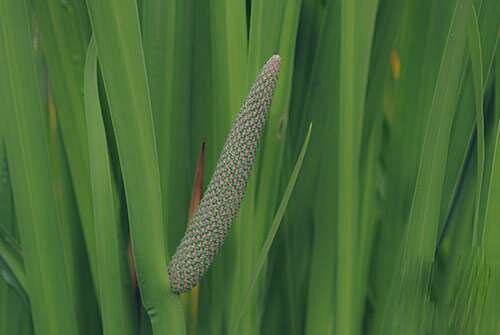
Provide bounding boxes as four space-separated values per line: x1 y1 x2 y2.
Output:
84 37 138 335
232 124 312 332
85 1 185 333
0 1 80 333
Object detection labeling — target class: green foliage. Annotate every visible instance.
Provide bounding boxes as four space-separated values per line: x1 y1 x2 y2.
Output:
0 0 498 334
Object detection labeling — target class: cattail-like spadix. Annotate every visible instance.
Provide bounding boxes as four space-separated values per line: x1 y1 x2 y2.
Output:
167 55 281 294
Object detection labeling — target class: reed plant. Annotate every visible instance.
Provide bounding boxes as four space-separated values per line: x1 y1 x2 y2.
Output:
0 0 499 334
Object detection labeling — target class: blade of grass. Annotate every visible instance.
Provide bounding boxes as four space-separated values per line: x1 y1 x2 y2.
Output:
84 37 138 335
479 53 500 333
85 1 185 333
337 0 359 333
33 3 101 330
436 0 498 249
142 0 194 257
353 0 379 154
0 281 31 334
209 0 247 150
0 256 28 307
370 2 454 323
48 85 101 335
189 0 213 165
0 0 81 333
0 142 25 294
467 5 484 244
482 81 500 267
302 3 341 333
436 112 496 334
433 75 495 333
31 0 99 286
352 0 380 328
232 124 312 332
286 0 325 148
356 114 383 328
0 141 28 307
478 0 499 84
379 0 473 333
0 227 25 293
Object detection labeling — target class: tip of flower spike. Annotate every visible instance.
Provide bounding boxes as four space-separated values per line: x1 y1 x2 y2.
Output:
265 54 281 73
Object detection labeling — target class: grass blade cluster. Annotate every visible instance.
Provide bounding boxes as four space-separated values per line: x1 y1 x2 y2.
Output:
0 0 499 334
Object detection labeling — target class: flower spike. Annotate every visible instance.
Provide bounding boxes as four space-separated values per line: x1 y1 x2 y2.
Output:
167 55 281 294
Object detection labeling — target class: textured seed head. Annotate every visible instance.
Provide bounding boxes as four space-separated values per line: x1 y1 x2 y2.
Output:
167 55 281 294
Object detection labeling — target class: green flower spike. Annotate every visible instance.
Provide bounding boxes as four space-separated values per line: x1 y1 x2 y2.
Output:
167 55 281 294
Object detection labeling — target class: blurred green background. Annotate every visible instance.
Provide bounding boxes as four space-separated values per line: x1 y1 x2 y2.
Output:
0 0 499 334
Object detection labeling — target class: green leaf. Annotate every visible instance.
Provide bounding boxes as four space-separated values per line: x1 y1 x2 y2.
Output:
84 37 138 335
379 0 474 333
0 0 81 333
31 0 99 285
142 0 194 257
0 226 25 295
85 1 185 333
467 4 485 244
337 1 359 333
231 124 312 332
